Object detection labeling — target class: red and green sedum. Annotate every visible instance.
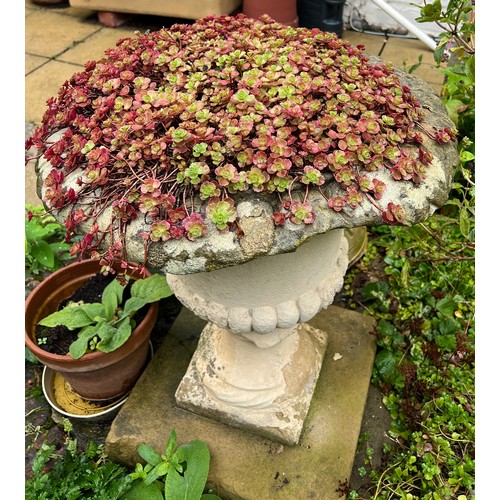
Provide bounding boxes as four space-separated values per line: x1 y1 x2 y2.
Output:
26 14 456 271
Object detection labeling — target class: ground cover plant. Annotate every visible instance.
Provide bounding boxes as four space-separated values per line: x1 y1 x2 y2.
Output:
344 1 475 497
345 219 474 499
25 417 220 500
25 420 133 500
25 13 455 274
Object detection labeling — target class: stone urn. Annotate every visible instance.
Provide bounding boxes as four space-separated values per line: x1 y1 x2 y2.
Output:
167 228 348 444
31 17 459 446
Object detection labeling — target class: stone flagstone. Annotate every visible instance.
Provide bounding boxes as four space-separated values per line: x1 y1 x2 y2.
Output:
106 304 376 499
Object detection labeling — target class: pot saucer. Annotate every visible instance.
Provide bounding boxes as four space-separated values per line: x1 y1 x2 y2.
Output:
42 341 153 421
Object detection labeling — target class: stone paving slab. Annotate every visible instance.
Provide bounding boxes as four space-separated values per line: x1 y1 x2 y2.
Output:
106 305 376 500
25 9 101 59
25 59 83 125
381 36 443 93
57 25 142 64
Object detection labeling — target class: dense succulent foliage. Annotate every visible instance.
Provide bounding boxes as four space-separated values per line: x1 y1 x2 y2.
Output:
26 14 455 271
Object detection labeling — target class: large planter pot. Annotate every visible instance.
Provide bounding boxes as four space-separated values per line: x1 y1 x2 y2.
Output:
298 0 347 37
242 0 298 26
25 259 159 401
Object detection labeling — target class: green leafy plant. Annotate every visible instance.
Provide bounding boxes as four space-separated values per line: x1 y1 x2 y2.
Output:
25 13 456 275
123 429 221 500
25 204 72 276
401 54 423 75
344 220 474 498
26 441 133 500
343 4 474 497
38 272 173 358
414 0 475 234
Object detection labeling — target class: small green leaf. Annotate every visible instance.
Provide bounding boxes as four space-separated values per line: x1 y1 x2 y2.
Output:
436 296 456 316
165 429 177 459
25 346 39 364
444 98 465 125
69 325 100 358
165 440 210 500
131 274 173 303
138 444 163 467
122 297 148 317
415 0 442 22
377 320 396 337
459 150 475 163
436 334 457 351
26 220 60 241
48 241 71 253
39 304 96 329
361 281 389 301
102 277 128 320
145 461 171 486
97 319 131 352
438 317 459 336
80 303 107 321
375 349 404 388
32 240 55 267
459 207 471 238
120 479 164 500
433 45 446 65
94 323 117 342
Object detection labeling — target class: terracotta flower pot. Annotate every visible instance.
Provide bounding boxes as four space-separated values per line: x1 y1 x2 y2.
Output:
243 0 298 27
25 259 159 401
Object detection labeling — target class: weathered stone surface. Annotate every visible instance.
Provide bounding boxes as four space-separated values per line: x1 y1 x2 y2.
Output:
164 230 348 444
166 230 348 333
106 305 377 499
35 60 458 275
175 322 328 446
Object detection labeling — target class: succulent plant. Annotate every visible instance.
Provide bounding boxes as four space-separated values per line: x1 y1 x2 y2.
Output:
26 14 456 273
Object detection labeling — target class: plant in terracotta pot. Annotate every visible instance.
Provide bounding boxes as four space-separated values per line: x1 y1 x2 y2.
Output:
243 0 298 27
25 14 457 279
25 258 173 401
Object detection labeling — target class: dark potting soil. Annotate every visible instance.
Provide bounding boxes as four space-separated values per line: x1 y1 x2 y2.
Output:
35 272 144 356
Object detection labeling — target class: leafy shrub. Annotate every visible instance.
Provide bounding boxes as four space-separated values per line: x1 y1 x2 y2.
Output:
348 219 474 498
346 2 475 496
25 204 72 277
25 441 133 500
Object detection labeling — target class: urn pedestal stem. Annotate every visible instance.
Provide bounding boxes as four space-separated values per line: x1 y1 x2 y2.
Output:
167 229 349 445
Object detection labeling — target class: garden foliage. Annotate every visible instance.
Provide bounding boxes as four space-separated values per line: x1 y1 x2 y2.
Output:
25 204 72 277
347 1 475 497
